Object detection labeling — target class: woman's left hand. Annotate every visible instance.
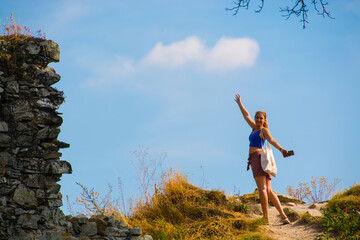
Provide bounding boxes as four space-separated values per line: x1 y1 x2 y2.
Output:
280 148 289 158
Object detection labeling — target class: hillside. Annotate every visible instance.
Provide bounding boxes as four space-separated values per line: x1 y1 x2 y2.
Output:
124 172 337 240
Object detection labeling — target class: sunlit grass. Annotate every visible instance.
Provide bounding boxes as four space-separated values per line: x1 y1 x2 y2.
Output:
75 169 270 240
320 184 360 239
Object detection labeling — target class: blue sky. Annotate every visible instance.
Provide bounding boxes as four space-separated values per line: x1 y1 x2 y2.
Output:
1 0 360 214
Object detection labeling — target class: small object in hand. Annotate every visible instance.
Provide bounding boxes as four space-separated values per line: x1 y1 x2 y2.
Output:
283 150 294 157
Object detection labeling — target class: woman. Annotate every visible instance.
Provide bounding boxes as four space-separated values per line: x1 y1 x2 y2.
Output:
234 93 290 224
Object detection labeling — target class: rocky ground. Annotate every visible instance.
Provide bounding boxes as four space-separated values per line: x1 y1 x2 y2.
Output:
246 202 333 240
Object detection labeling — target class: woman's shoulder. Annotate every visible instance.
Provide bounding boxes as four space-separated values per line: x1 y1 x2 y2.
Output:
260 128 269 138
261 128 269 133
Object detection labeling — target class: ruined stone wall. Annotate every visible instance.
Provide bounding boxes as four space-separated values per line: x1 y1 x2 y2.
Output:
0 38 72 239
0 38 152 240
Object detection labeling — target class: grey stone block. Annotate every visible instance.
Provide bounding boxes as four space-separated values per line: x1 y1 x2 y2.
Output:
47 161 72 174
35 66 61 86
117 220 128 229
131 235 153 240
0 122 8 132
38 231 62 240
130 227 142 236
40 40 60 63
80 222 98 237
13 184 38 209
74 214 89 224
105 227 129 237
25 41 41 55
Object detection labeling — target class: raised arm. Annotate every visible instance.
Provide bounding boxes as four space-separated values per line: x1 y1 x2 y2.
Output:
234 94 255 128
261 128 288 157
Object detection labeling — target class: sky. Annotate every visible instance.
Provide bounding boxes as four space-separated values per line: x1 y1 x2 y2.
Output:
1 0 360 215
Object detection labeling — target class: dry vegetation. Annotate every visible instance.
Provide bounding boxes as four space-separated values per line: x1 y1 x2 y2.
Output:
286 176 341 203
74 169 270 240
129 170 269 240
3 12 357 240
71 148 358 240
0 14 47 79
71 148 271 239
0 13 45 40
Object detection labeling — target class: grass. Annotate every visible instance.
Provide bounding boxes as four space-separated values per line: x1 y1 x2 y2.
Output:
74 169 271 240
74 175 360 240
0 13 47 80
72 148 358 239
73 170 360 239
299 211 322 226
320 184 360 239
128 170 270 240
283 208 301 222
1 13 45 40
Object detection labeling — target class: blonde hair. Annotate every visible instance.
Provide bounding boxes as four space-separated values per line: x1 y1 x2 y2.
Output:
255 111 268 128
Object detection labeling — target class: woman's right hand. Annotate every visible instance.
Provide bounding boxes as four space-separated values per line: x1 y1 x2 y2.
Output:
234 94 241 105
234 93 255 128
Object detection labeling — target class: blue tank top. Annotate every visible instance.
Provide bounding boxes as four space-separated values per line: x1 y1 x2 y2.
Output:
249 129 265 148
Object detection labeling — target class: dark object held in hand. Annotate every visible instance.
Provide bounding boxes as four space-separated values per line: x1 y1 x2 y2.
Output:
283 150 294 157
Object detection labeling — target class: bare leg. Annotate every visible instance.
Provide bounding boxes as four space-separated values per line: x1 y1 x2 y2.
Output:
254 175 269 221
266 178 287 219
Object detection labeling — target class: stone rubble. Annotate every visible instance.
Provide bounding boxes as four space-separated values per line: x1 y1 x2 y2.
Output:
239 189 306 205
62 214 152 240
0 38 152 240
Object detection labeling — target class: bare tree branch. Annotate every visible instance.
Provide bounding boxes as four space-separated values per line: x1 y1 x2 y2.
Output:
312 0 334 19
280 0 309 29
226 0 334 29
255 0 264 13
226 0 251 16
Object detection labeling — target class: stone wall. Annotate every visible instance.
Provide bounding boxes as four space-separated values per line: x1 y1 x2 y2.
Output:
0 38 152 240
0 38 71 239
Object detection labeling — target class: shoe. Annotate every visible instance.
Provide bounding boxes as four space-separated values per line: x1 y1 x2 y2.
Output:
282 217 290 224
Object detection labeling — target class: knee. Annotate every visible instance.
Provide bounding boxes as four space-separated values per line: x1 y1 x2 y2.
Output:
258 186 268 195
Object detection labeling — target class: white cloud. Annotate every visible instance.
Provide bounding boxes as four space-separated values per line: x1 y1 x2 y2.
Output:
141 36 259 71
141 36 205 68
203 37 260 71
84 36 260 86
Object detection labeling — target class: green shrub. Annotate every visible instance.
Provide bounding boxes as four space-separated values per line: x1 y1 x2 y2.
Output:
233 203 248 214
283 208 300 222
321 184 360 239
239 234 272 240
300 211 321 225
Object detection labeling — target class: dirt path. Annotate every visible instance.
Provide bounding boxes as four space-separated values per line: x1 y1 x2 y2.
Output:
248 203 332 240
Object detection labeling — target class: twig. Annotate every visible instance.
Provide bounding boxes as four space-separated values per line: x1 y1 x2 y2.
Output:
66 195 75 216
226 0 334 29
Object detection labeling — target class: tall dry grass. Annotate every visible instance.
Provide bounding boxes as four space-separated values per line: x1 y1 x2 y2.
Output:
72 148 270 239
286 176 341 203
1 13 45 39
128 169 268 239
